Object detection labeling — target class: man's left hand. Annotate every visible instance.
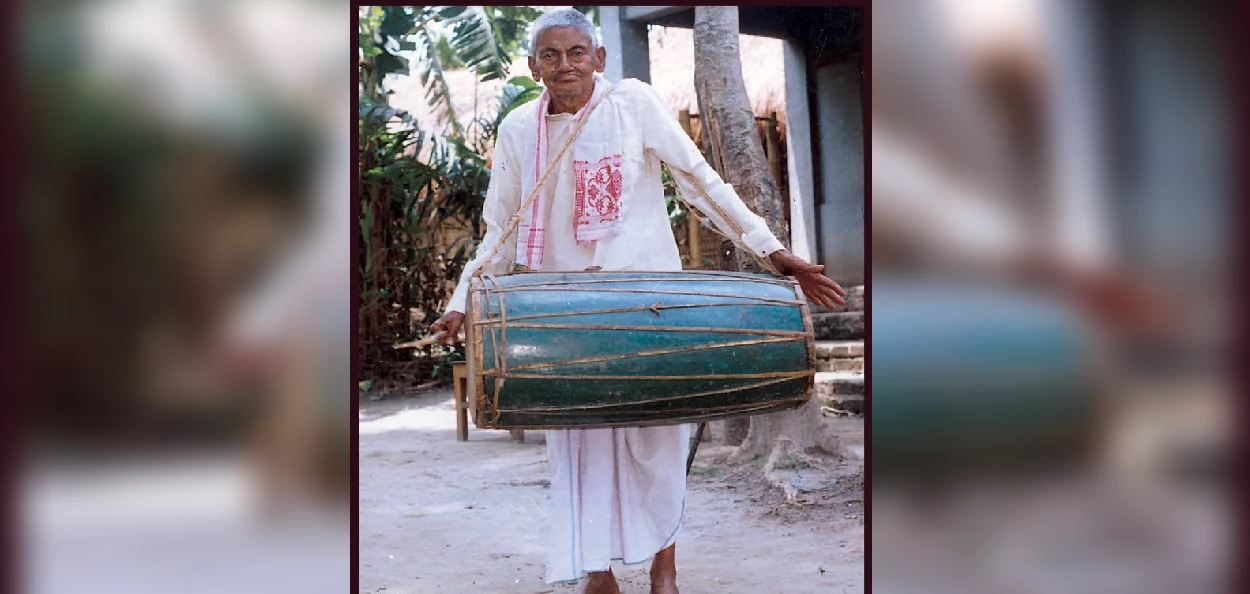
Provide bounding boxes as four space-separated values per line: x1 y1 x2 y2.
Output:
769 249 847 309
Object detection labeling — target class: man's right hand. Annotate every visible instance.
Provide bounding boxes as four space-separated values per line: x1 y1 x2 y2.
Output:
429 311 465 347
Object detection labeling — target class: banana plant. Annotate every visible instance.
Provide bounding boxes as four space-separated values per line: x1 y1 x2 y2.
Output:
360 6 540 139
357 78 540 376
358 6 547 385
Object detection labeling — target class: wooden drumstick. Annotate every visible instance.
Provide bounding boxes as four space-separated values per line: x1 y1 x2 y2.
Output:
392 331 463 350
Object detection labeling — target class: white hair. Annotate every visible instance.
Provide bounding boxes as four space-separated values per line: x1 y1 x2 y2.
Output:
528 8 599 54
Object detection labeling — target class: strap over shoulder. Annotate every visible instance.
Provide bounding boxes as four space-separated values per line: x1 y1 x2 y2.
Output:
474 83 618 278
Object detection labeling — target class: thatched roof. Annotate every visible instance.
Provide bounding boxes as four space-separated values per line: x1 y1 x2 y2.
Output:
386 26 786 134
646 27 785 120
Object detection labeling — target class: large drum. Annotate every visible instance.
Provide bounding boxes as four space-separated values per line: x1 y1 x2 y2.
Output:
465 270 815 429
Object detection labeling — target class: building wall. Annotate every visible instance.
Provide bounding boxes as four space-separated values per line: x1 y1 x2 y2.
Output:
599 6 651 83
784 40 817 263
814 61 865 286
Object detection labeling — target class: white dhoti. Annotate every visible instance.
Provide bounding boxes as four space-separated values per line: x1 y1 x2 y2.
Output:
544 424 691 585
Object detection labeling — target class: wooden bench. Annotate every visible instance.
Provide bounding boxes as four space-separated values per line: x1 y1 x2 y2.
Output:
452 362 524 443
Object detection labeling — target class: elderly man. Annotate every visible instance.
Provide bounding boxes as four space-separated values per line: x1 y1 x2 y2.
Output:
431 8 843 593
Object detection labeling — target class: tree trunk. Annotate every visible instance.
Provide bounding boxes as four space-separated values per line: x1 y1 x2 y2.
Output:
692 6 834 461
722 417 749 447
692 8 788 274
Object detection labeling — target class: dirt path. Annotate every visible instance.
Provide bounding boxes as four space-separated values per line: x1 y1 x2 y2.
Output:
360 388 864 593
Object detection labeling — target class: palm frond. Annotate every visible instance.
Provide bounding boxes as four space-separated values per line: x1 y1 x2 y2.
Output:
469 76 540 154
447 8 509 82
415 22 463 138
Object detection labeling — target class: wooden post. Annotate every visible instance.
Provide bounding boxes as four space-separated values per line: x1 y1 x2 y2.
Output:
766 111 788 221
677 109 700 268
766 112 782 189
689 112 703 150
452 362 469 441
687 213 701 268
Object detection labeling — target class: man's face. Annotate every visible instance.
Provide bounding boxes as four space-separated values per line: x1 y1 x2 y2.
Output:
527 26 606 98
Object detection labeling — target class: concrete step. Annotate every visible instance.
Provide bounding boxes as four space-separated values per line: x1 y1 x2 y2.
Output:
815 340 864 358
814 340 864 372
815 371 864 415
812 311 863 341
815 371 864 395
818 358 864 373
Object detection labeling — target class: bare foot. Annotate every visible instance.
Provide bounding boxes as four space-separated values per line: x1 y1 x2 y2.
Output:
650 544 679 594
649 574 679 594
579 569 620 594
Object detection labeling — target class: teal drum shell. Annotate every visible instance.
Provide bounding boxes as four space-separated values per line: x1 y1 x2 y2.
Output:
465 270 815 429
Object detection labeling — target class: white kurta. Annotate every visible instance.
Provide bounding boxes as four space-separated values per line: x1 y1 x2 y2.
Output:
446 76 784 313
445 77 785 586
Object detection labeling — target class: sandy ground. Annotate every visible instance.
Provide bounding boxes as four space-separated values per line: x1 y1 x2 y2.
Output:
360 387 864 593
